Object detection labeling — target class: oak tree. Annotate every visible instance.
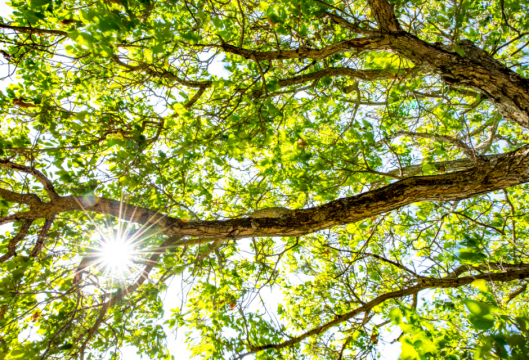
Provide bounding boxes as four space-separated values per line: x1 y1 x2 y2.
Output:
1 0 529 358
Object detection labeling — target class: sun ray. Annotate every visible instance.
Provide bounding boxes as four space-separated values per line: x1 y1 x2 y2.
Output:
70 193 179 306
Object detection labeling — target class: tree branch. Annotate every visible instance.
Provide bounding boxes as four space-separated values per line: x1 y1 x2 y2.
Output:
220 36 389 61
445 263 529 278
387 131 477 160
0 160 60 201
0 23 67 36
30 216 55 257
184 86 207 109
277 66 423 88
322 11 380 36
362 0 529 129
111 55 212 89
0 188 42 207
238 264 529 357
386 35 529 129
3 145 529 242
506 283 527 303
380 154 504 180
366 0 402 33
0 220 33 262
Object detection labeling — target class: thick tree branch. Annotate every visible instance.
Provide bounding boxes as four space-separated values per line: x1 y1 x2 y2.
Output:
363 0 529 129
157 145 529 239
387 35 529 129
445 263 529 278
0 220 33 262
0 188 42 207
0 160 60 201
278 66 423 87
438 40 507 71
220 37 390 61
0 213 35 226
3 145 529 242
366 0 402 33
0 23 67 36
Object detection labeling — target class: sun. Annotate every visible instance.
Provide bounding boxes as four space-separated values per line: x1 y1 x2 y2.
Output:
97 234 136 278
101 238 134 273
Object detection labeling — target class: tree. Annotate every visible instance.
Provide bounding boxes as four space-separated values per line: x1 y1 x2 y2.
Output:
1 0 529 358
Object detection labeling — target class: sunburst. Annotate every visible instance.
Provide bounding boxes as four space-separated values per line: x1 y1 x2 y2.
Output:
94 231 136 278
74 192 169 288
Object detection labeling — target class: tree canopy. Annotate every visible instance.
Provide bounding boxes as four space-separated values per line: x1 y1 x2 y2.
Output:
1 0 529 358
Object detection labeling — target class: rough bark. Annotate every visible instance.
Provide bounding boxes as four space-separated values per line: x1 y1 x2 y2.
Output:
29 216 55 257
277 66 423 87
220 37 390 61
0 220 33 262
5 10 527 131
389 32 529 129
365 0 529 129
366 0 402 32
3 145 529 242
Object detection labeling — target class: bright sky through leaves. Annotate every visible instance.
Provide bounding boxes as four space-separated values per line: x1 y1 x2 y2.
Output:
2 0 529 359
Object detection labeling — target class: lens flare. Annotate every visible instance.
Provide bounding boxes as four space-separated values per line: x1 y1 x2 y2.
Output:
99 236 134 276
73 194 167 291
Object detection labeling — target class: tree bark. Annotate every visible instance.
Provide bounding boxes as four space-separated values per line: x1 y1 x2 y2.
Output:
3 145 529 242
366 0 529 129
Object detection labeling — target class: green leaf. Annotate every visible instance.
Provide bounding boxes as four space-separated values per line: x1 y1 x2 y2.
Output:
468 314 495 330
266 79 280 92
29 0 52 7
76 111 89 121
400 337 420 360
471 279 488 293
389 307 403 324
9 349 27 358
298 24 308 37
463 299 495 316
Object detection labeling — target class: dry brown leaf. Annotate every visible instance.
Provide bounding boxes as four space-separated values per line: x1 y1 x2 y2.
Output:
13 99 37 108
59 19 76 25
298 138 308 147
31 311 40 322
267 18 278 26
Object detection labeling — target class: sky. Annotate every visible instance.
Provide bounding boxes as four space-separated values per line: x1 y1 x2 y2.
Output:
0 1 403 358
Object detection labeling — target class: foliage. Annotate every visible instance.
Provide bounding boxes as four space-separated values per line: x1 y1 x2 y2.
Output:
0 0 529 359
